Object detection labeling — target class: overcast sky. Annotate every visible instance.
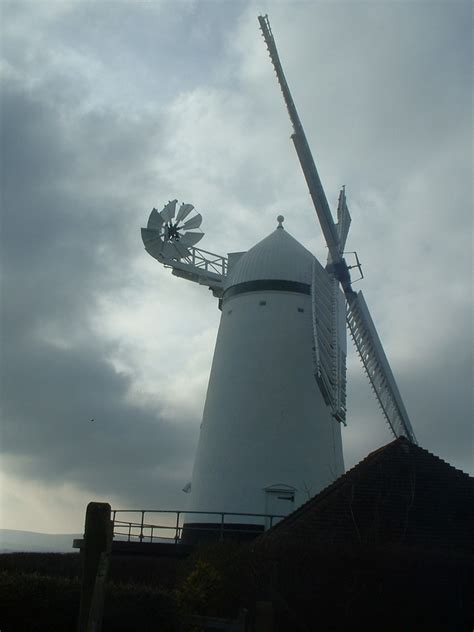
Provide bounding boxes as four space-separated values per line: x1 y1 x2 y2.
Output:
1 0 472 534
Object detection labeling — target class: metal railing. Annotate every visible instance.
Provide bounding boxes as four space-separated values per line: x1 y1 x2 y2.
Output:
111 509 285 544
185 246 228 277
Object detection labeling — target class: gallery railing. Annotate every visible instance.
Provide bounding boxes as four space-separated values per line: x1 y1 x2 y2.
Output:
111 509 285 544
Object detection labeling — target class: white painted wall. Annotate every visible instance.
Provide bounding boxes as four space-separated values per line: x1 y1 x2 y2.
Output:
187 287 344 524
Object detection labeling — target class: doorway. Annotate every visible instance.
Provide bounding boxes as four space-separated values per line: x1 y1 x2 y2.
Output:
263 484 296 529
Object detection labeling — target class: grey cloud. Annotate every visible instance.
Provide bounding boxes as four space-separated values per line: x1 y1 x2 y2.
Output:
242 2 471 197
1 78 197 510
0 1 472 533
2 333 197 506
344 329 473 476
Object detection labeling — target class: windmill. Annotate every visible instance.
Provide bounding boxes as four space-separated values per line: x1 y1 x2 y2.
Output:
141 15 416 537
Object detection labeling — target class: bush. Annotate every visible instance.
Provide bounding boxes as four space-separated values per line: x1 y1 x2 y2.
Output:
0 553 80 579
0 568 177 632
0 570 80 632
175 541 258 619
0 547 259 631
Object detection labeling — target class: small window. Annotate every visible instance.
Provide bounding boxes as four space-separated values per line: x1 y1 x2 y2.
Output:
259 300 267 306
297 307 304 313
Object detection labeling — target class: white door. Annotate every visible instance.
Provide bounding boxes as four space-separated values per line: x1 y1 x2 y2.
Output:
264 485 296 529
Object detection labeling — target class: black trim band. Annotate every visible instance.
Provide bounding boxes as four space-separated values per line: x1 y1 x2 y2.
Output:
223 279 310 302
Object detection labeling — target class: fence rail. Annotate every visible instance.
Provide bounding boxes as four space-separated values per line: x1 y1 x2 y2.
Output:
111 509 285 544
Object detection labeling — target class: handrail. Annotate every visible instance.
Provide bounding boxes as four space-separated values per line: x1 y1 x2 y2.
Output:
111 509 286 544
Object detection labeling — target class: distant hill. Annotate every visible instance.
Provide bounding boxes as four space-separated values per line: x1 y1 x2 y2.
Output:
0 529 81 553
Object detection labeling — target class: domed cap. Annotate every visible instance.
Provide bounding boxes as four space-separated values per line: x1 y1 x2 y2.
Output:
225 221 315 290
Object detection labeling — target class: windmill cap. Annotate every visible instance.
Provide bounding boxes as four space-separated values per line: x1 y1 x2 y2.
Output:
224 225 316 289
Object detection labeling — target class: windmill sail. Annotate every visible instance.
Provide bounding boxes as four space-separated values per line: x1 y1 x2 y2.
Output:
311 260 347 422
259 14 417 443
258 14 342 268
347 291 417 443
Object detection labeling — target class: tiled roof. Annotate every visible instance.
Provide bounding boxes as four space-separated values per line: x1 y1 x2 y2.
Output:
256 437 474 554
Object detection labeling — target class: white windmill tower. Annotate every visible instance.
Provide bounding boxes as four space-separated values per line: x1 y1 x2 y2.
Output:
141 15 416 539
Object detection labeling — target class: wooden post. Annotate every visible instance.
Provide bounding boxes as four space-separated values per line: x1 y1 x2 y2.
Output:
255 601 274 632
77 502 113 632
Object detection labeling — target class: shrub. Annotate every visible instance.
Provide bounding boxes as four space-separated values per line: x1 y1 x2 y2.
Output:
0 569 177 632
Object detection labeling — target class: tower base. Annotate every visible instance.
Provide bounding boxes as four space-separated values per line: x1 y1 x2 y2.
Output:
181 522 264 545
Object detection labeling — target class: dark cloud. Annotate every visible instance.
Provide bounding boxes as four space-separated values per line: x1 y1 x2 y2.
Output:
1 333 196 506
0 79 197 512
2 85 126 327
